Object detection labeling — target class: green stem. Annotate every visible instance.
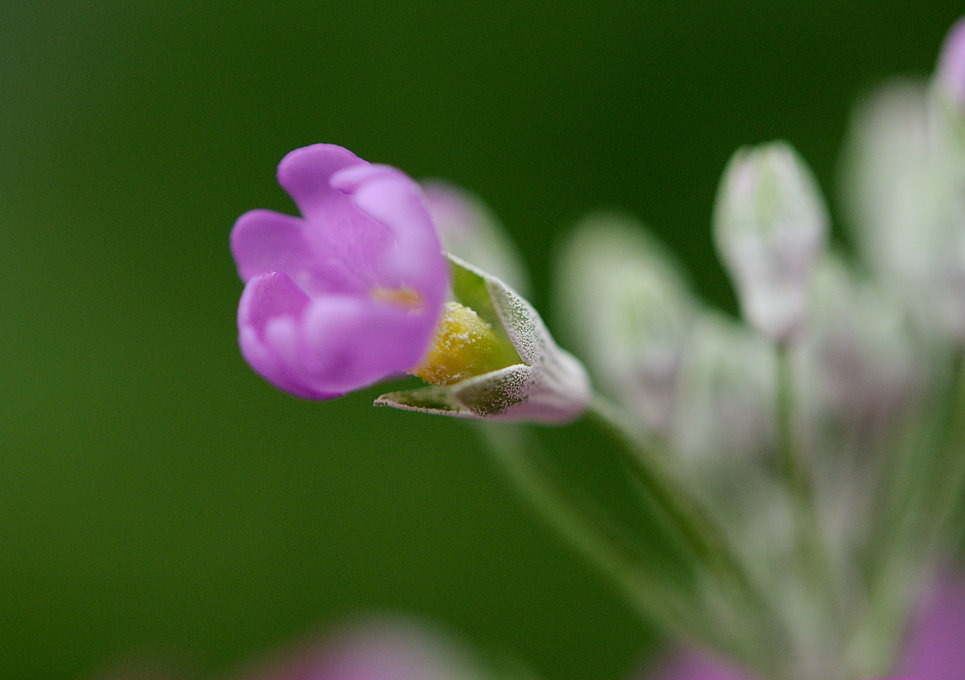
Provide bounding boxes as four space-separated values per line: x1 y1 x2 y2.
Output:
923 347 965 545
876 347 965 559
884 347 965 549
479 424 732 651
775 344 811 523
775 343 840 639
585 396 748 594
583 395 785 679
848 348 965 676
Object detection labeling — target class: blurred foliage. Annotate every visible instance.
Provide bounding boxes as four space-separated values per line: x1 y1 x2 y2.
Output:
0 2 958 679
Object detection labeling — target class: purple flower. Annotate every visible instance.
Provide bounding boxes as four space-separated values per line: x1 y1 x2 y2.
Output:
235 619 485 680
639 571 965 680
230 144 448 399
92 619 495 680
894 572 965 680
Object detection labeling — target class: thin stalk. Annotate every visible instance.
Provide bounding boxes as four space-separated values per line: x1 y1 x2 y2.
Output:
847 348 965 676
775 344 813 529
479 425 729 650
586 396 752 597
922 347 965 546
583 395 786 679
869 346 965 569
774 343 840 633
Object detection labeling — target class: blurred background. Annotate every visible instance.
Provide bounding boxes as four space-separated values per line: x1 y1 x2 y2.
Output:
1 2 959 679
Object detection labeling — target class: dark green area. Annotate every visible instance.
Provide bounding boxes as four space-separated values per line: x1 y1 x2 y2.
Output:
1 2 958 679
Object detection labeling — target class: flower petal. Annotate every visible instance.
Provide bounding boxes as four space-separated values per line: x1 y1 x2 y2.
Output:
644 649 756 680
277 145 393 296
332 163 448 299
276 143 366 221
231 144 449 399
897 571 965 679
230 209 313 283
297 294 438 395
238 272 340 399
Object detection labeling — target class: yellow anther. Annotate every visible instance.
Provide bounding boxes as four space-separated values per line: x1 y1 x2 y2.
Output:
411 301 518 385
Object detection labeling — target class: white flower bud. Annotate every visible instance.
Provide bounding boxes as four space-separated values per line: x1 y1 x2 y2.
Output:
842 83 965 340
713 142 828 343
555 213 693 434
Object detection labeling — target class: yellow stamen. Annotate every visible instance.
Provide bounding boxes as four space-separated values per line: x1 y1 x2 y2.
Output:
411 301 518 386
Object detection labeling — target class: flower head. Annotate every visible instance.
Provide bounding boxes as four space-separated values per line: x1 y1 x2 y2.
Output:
230 144 448 399
231 145 587 422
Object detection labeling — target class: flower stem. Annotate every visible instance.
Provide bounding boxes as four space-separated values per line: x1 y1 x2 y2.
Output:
849 348 965 676
775 344 811 526
478 424 732 651
877 345 965 556
923 346 965 545
585 396 745 591
583 395 786 679
775 343 840 648
775 344 826 567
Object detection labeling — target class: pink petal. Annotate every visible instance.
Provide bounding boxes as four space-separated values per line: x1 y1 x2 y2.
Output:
644 649 757 680
277 144 366 221
231 209 313 283
332 163 447 295
295 294 435 395
238 272 340 399
231 145 448 398
896 571 965 680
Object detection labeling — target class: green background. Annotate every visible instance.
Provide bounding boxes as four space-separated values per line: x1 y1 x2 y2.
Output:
1 2 958 679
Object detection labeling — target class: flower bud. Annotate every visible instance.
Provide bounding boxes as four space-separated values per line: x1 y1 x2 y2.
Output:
606 267 693 434
842 83 965 341
555 213 693 434
713 142 828 343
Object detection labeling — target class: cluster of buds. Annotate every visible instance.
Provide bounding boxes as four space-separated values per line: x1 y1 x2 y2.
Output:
555 19 965 680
